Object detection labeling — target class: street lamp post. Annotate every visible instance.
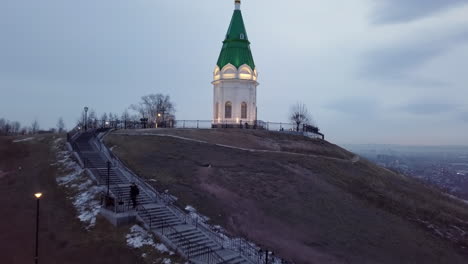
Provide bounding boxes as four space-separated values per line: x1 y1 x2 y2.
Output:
157 113 161 128
84 107 89 131
34 192 43 264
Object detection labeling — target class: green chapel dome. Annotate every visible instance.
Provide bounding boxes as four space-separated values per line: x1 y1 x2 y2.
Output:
216 1 256 70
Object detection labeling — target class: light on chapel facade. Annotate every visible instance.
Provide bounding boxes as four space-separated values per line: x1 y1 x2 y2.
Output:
212 0 259 127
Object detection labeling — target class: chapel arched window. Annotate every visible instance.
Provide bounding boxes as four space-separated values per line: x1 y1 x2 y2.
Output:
241 102 247 119
225 102 232 119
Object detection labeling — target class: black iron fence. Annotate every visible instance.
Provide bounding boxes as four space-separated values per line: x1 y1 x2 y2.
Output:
74 119 324 140
100 191 131 214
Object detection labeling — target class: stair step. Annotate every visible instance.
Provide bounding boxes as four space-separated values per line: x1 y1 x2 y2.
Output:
167 228 199 239
183 242 218 257
173 234 207 245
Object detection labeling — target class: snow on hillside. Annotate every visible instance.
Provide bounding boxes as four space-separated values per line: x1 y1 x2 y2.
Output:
54 143 103 229
12 137 34 143
126 225 170 252
126 224 181 263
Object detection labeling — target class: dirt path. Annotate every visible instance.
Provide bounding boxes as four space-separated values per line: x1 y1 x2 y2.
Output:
114 132 355 163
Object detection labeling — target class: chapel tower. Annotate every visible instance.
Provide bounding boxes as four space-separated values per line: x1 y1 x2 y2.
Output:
212 0 258 126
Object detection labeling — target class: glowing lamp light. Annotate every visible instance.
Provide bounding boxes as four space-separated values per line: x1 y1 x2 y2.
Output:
157 113 162 117
239 73 251 79
34 193 43 199
105 121 110 125
222 73 236 79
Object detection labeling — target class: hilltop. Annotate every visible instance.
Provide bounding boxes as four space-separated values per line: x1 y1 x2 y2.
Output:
105 129 468 264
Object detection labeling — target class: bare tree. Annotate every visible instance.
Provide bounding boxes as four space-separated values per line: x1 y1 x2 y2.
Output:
0 119 22 135
0 118 5 134
31 119 40 134
3 121 11 134
130 94 176 127
88 109 97 129
108 113 119 128
101 113 108 127
57 117 66 133
121 109 130 129
11 121 21 134
290 102 312 132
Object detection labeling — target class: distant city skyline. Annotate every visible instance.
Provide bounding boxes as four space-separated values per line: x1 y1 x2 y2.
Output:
1 0 468 145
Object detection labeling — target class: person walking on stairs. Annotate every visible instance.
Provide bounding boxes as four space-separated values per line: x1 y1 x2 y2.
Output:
130 183 140 208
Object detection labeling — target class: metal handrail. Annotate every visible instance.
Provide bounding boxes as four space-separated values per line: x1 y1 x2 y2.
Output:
114 158 164 204
136 205 152 229
194 246 224 264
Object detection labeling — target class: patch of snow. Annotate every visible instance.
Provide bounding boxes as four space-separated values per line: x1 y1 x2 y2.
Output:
72 186 102 227
13 137 34 143
54 138 63 144
185 205 196 212
162 258 171 264
155 243 169 253
126 225 169 253
184 205 209 223
55 148 102 229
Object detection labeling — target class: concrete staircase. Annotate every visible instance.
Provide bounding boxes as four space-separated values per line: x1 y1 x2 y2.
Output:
213 249 249 264
83 153 108 168
71 131 252 264
73 132 94 152
110 184 153 206
139 204 184 229
92 167 128 185
166 227 220 260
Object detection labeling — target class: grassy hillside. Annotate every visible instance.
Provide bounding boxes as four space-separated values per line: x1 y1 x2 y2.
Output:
0 135 180 264
105 129 468 264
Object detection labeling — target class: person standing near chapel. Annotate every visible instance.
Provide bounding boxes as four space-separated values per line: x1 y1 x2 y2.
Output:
130 183 140 208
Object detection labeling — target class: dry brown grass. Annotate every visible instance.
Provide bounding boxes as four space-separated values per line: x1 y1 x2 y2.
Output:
0 135 180 264
106 129 468 264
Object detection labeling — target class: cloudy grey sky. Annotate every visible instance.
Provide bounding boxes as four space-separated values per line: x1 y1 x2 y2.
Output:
1 0 467 145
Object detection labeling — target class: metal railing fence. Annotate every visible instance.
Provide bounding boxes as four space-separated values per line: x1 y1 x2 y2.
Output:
74 118 324 139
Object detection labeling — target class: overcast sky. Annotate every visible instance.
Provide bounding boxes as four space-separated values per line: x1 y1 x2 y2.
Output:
1 0 467 145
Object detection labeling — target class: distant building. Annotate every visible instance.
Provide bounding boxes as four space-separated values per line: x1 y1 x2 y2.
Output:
212 0 258 126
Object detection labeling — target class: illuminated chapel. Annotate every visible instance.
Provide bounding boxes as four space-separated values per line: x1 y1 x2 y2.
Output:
212 0 258 126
